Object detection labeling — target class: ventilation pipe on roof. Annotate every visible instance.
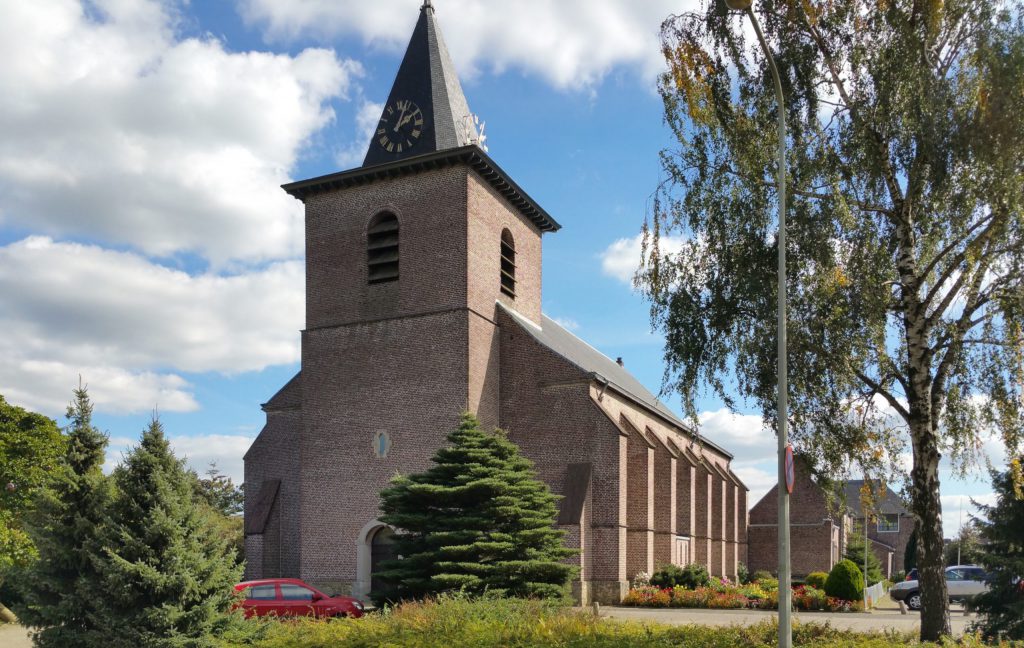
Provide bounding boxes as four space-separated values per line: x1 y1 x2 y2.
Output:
616 357 624 367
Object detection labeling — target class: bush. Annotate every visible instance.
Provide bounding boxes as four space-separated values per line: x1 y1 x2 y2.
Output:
737 561 749 584
751 570 773 582
824 559 865 602
806 571 829 589
649 564 684 588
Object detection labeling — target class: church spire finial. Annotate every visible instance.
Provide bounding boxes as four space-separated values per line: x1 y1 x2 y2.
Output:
361 0 477 167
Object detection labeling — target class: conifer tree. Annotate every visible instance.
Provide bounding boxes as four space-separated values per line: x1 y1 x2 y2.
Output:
16 383 112 648
91 418 243 647
843 523 885 586
375 413 575 603
971 460 1024 640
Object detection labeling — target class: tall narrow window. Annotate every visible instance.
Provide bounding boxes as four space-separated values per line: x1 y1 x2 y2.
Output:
500 229 516 298
367 212 399 284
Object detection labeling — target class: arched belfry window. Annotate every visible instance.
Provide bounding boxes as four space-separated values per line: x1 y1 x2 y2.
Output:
367 212 399 284
500 229 516 298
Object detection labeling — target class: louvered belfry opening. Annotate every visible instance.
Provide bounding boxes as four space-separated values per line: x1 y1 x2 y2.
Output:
367 213 400 284
500 228 516 298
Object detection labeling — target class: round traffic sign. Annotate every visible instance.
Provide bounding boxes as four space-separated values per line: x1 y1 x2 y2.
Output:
784 445 795 494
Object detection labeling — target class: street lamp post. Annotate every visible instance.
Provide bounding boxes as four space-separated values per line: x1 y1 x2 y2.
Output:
721 1 790 646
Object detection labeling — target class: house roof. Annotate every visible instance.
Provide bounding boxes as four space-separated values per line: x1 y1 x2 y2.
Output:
362 1 477 167
499 302 732 459
261 372 301 411
843 479 911 517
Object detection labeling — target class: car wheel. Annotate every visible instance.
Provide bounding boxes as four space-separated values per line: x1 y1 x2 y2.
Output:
907 592 922 611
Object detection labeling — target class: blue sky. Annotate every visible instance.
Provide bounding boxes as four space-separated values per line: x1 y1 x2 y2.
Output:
0 0 1001 538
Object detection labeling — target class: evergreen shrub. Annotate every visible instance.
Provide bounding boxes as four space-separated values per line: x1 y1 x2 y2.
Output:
375 413 575 603
751 570 773 582
824 559 864 602
650 563 712 589
806 571 829 589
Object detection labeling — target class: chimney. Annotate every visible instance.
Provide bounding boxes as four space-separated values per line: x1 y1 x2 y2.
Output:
616 357 624 367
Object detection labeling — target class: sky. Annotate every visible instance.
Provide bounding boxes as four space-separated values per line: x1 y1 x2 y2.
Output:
0 0 1004 539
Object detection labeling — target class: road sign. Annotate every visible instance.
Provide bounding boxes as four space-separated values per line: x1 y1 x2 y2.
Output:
784 445 795 494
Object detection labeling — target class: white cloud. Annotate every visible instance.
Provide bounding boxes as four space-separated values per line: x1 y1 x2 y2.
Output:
104 433 254 483
0 237 303 415
731 462 777 505
334 99 385 169
699 407 775 463
239 0 694 90
940 493 997 540
1 361 198 417
600 232 687 285
0 0 359 266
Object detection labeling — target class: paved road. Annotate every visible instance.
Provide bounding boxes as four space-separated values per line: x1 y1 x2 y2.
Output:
601 604 975 635
0 623 32 648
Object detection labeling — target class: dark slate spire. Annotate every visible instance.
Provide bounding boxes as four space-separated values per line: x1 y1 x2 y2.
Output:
362 1 478 167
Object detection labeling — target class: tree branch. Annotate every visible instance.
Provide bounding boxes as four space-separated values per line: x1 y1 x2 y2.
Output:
853 368 911 421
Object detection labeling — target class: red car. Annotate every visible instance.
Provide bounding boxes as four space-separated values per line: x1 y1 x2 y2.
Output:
234 578 364 619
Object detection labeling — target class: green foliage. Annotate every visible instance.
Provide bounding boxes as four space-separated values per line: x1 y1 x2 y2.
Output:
15 384 113 647
825 560 865 602
807 571 830 590
646 0 1024 639
943 521 985 566
0 394 65 575
375 413 576 603
845 526 885 586
191 463 245 565
905 529 918 571
90 418 246 647
649 563 711 589
649 563 684 588
751 570 774 583
971 460 1024 640
214 594 991 648
737 561 749 584
193 462 244 516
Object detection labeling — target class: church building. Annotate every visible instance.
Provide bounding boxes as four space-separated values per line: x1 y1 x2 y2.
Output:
243 1 749 605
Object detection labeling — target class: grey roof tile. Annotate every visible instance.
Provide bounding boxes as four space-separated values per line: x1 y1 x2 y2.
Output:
362 3 477 167
499 303 732 459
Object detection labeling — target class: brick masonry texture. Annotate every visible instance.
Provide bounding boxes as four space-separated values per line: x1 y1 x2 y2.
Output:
747 457 914 579
243 159 750 604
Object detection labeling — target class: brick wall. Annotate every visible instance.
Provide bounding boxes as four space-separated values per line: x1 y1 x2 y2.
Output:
243 407 302 580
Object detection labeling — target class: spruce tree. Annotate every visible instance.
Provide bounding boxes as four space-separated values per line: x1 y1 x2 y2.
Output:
971 460 1024 640
91 418 243 648
843 523 885 586
375 413 575 603
16 383 112 648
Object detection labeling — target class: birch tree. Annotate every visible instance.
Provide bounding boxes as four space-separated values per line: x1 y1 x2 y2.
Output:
642 0 1024 639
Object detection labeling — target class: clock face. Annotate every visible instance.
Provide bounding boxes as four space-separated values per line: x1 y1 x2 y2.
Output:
376 99 423 153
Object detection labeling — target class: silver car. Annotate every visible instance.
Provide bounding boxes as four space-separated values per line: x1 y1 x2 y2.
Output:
890 565 989 610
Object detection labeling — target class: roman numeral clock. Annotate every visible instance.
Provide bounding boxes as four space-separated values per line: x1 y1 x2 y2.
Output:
376 99 423 154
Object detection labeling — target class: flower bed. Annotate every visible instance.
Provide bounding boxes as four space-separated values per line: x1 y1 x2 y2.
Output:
621 577 864 612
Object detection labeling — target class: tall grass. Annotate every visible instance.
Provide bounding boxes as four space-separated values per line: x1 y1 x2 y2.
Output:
215 594 1022 648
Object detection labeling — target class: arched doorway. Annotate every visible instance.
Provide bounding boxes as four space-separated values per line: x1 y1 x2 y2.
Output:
369 526 397 595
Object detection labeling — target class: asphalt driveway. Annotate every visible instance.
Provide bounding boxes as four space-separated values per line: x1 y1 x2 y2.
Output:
601 603 975 635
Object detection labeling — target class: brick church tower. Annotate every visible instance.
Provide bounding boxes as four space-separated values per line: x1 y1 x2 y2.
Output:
245 1 749 604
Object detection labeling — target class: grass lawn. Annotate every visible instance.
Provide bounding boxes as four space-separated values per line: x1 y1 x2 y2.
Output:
215 596 1023 648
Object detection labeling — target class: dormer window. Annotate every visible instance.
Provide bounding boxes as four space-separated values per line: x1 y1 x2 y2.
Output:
367 212 399 284
500 229 516 298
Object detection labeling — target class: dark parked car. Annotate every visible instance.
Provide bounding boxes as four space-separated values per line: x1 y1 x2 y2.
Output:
890 565 989 610
234 578 364 619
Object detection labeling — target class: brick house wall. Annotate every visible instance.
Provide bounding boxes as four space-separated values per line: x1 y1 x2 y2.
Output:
747 457 843 578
